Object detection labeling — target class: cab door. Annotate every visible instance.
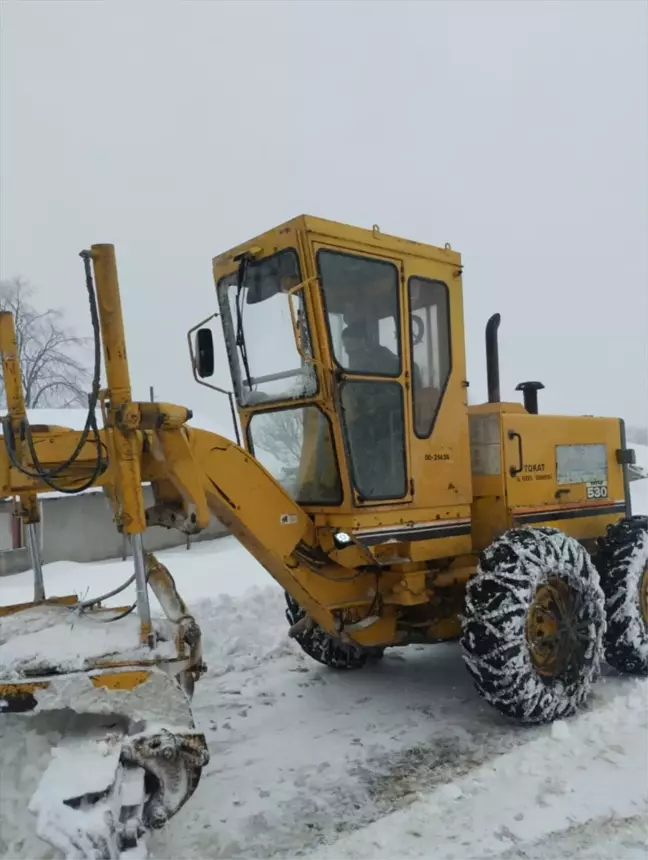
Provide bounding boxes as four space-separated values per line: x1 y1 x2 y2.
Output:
310 240 413 507
401 255 472 509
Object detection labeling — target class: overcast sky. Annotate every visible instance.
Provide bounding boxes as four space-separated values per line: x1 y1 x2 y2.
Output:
1 0 646 433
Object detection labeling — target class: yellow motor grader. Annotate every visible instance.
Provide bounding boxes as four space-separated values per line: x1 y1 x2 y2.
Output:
1 216 647 857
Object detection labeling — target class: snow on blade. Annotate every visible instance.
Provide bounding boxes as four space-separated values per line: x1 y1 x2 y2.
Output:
0 605 176 678
29 732 124 808
28 732 131 860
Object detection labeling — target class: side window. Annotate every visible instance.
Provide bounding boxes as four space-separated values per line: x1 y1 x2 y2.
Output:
408 277 451 438
317 250 401 377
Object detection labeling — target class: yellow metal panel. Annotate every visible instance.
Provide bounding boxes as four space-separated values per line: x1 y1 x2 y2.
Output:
502 413 626 511
468 405 510 549
212 216 461 274
0 680 49 695
471 496 509 551
302 216 462 267
313 505 472 532
515 511 623 544
401 253 473 511
407 532 472 562
0 595 77 616
498 412 628 548
212 217 307 278
91 670 151 691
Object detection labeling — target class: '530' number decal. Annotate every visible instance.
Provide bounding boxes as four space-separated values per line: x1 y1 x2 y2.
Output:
587 484 608 499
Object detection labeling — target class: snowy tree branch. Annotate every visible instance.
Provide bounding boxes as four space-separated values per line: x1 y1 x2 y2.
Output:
0 276 91 409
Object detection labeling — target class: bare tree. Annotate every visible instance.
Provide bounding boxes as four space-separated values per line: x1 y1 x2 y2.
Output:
0 276 90 409
253 409 304 468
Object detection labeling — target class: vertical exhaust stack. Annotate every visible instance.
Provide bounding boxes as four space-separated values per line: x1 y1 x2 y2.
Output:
485 313 501 404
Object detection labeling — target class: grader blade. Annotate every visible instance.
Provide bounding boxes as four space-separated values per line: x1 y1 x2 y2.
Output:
1 664 208 859
0 596 209 859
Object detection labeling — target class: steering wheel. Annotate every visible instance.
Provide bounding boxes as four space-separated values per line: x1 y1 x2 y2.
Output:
411 315 425 346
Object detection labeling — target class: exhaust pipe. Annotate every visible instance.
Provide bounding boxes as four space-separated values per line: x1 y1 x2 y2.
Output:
485 313 501 403
516 381 545 415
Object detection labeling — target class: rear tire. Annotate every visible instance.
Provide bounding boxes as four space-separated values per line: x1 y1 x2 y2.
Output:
595 515 648 676
285 593 382 670
460 527 606 723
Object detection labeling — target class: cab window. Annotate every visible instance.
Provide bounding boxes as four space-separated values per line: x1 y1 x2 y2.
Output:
248 406 342 504
340 381 407 500
408 277 451 438
217 249 317 406
317 249 407 501
317 250 401 376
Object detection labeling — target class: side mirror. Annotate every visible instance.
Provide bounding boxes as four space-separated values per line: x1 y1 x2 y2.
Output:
195 328 214 378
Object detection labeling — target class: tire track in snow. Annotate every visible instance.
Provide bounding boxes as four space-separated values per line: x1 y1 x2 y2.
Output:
311 678 648 860
497 814 648 860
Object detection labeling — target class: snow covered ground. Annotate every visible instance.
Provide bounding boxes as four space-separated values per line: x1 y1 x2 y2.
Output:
1 476 647 859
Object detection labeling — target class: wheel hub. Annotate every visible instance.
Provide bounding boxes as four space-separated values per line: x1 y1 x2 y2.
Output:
640 564 648 625
526 578 589 681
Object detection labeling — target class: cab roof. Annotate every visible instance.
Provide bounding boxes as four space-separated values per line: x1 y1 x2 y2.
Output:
212 215 462 269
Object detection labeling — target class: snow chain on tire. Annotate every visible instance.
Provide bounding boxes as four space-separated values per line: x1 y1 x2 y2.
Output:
284 593 383 669
460 527 606 723
595 515 648 676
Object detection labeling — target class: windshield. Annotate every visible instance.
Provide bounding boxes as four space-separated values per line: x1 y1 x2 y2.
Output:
218 249 318 406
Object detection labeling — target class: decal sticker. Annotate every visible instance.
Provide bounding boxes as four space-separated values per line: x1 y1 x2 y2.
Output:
586 482 608 500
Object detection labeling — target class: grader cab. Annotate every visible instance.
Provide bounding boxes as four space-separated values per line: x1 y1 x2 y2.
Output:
0 215 646 858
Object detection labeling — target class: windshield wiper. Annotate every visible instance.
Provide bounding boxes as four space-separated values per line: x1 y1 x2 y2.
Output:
233 253 254 391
